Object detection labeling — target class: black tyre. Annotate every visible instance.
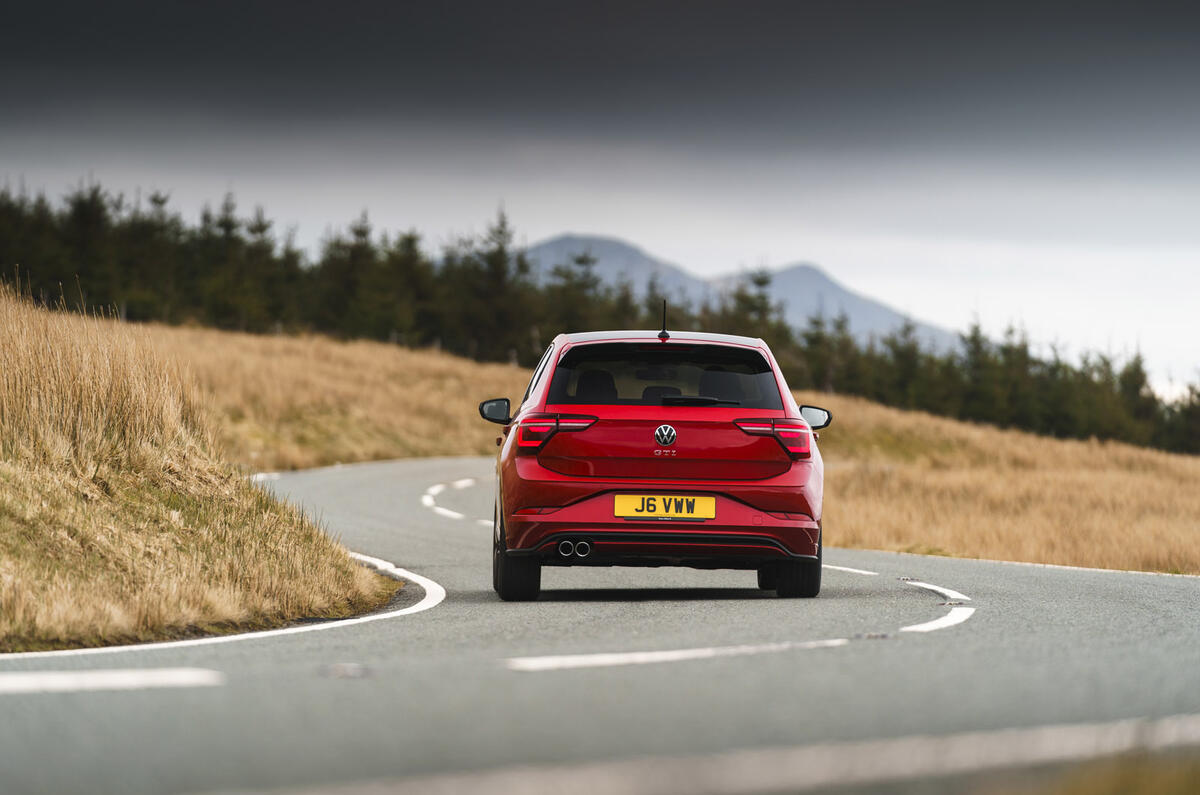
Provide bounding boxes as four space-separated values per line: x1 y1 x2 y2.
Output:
492 505 501 592
756 564 778 591
776 541 821 598
493 509 540 601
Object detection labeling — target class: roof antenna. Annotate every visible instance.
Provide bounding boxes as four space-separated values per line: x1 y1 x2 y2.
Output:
658 299 670 341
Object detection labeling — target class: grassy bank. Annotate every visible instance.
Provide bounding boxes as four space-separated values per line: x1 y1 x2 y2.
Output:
152 325 1200 575
0 291 397 652
152 326 529 471
804 390 1200 574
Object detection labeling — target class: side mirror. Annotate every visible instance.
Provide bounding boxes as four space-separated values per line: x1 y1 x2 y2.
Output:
478 398 511 425
800 405 832 430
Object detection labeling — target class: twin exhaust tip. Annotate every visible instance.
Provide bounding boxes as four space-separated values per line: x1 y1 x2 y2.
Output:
558 540 592 558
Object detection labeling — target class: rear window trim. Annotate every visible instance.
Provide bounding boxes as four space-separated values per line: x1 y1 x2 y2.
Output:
545 341 784 410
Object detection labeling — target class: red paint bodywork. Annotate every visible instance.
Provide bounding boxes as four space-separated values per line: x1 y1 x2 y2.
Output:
494 330 824 569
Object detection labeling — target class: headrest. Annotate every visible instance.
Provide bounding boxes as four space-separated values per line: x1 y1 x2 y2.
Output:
575 369 618 402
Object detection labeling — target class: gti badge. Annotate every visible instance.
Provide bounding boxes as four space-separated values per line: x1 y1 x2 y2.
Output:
654 424 677 446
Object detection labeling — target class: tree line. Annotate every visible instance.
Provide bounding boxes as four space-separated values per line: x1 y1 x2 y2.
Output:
3 183 1198 454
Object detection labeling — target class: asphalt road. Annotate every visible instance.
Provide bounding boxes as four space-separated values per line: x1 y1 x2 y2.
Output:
2 456 1199 794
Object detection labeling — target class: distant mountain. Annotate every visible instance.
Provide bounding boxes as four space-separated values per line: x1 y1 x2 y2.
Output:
526 234 959 351
525 234 711 303
736 262 960 351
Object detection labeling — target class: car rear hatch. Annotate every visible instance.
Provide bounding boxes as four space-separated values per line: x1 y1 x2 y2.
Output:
531 341 797 480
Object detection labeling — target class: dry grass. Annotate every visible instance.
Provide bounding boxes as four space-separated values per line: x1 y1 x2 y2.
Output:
150 326 529 471
798 390 1200 574
0 289 397 652
981 753 1200 795
147 326 1199 575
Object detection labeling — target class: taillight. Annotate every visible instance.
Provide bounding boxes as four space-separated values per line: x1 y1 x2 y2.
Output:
734 418 812 460
516 413 597 453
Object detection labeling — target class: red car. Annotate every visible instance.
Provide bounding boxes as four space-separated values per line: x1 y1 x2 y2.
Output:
479 329 831 601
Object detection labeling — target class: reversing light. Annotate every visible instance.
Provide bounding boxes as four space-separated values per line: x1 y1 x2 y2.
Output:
734 418 812 460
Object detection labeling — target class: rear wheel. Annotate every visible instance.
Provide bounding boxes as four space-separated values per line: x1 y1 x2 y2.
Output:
493 507 540 601
776 538 821 598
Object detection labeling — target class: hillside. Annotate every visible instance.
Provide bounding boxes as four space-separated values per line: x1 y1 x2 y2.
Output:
0 291 397 652
153 325 1200 575
527 234 959 350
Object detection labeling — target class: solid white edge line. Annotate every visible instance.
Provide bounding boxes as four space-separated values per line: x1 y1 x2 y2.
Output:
0 553 445 661
507 639 849 672
451 478 476 489
907 581 972 602
823 564 878 576
432 506 465 520
323 713 1200 795
885 550 1200 578
901 606 976 633
0 668 225 695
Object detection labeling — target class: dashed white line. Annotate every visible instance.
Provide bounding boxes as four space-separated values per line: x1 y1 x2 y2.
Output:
477 519 494 528
422 480 482 522
0 552 445 661
906 581 972 602
823 564 878 576
505 571 977 672
0 668 224 695
508 639 849 672
901 606 977 633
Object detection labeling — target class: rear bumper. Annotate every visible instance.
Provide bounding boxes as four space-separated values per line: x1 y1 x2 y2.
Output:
505 491 820 564
512 529 818 569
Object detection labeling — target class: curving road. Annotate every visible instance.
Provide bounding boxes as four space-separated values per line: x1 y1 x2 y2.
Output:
2 456 1199 794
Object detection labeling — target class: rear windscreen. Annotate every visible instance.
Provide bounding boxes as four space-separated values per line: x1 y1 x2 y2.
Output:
546 343 784 409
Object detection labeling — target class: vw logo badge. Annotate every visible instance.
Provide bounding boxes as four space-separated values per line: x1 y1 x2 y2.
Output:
654 424 677 446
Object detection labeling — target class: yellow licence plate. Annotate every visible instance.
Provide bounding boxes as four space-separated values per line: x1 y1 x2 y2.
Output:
614 495 716 520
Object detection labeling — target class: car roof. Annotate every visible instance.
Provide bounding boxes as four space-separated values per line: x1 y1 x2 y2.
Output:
553 330 767 348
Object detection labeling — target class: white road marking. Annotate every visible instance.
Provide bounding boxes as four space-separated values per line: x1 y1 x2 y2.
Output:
322 713 1200 795
420 494 435 507
451 478 476 489
508 638 849 672
823 564 878 576
906 581 972 602
901 606 977 633
426 483 446 496
249 472 281 482
0 668 224 695
477 519 494 528
507 570 977 672
432 506 465 520
0 553 445 661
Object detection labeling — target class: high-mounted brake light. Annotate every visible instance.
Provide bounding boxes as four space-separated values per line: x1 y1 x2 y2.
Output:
734 418 812 460
516 413 597 453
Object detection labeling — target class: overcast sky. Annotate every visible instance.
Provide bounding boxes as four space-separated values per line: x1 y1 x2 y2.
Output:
4 1 1199 392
